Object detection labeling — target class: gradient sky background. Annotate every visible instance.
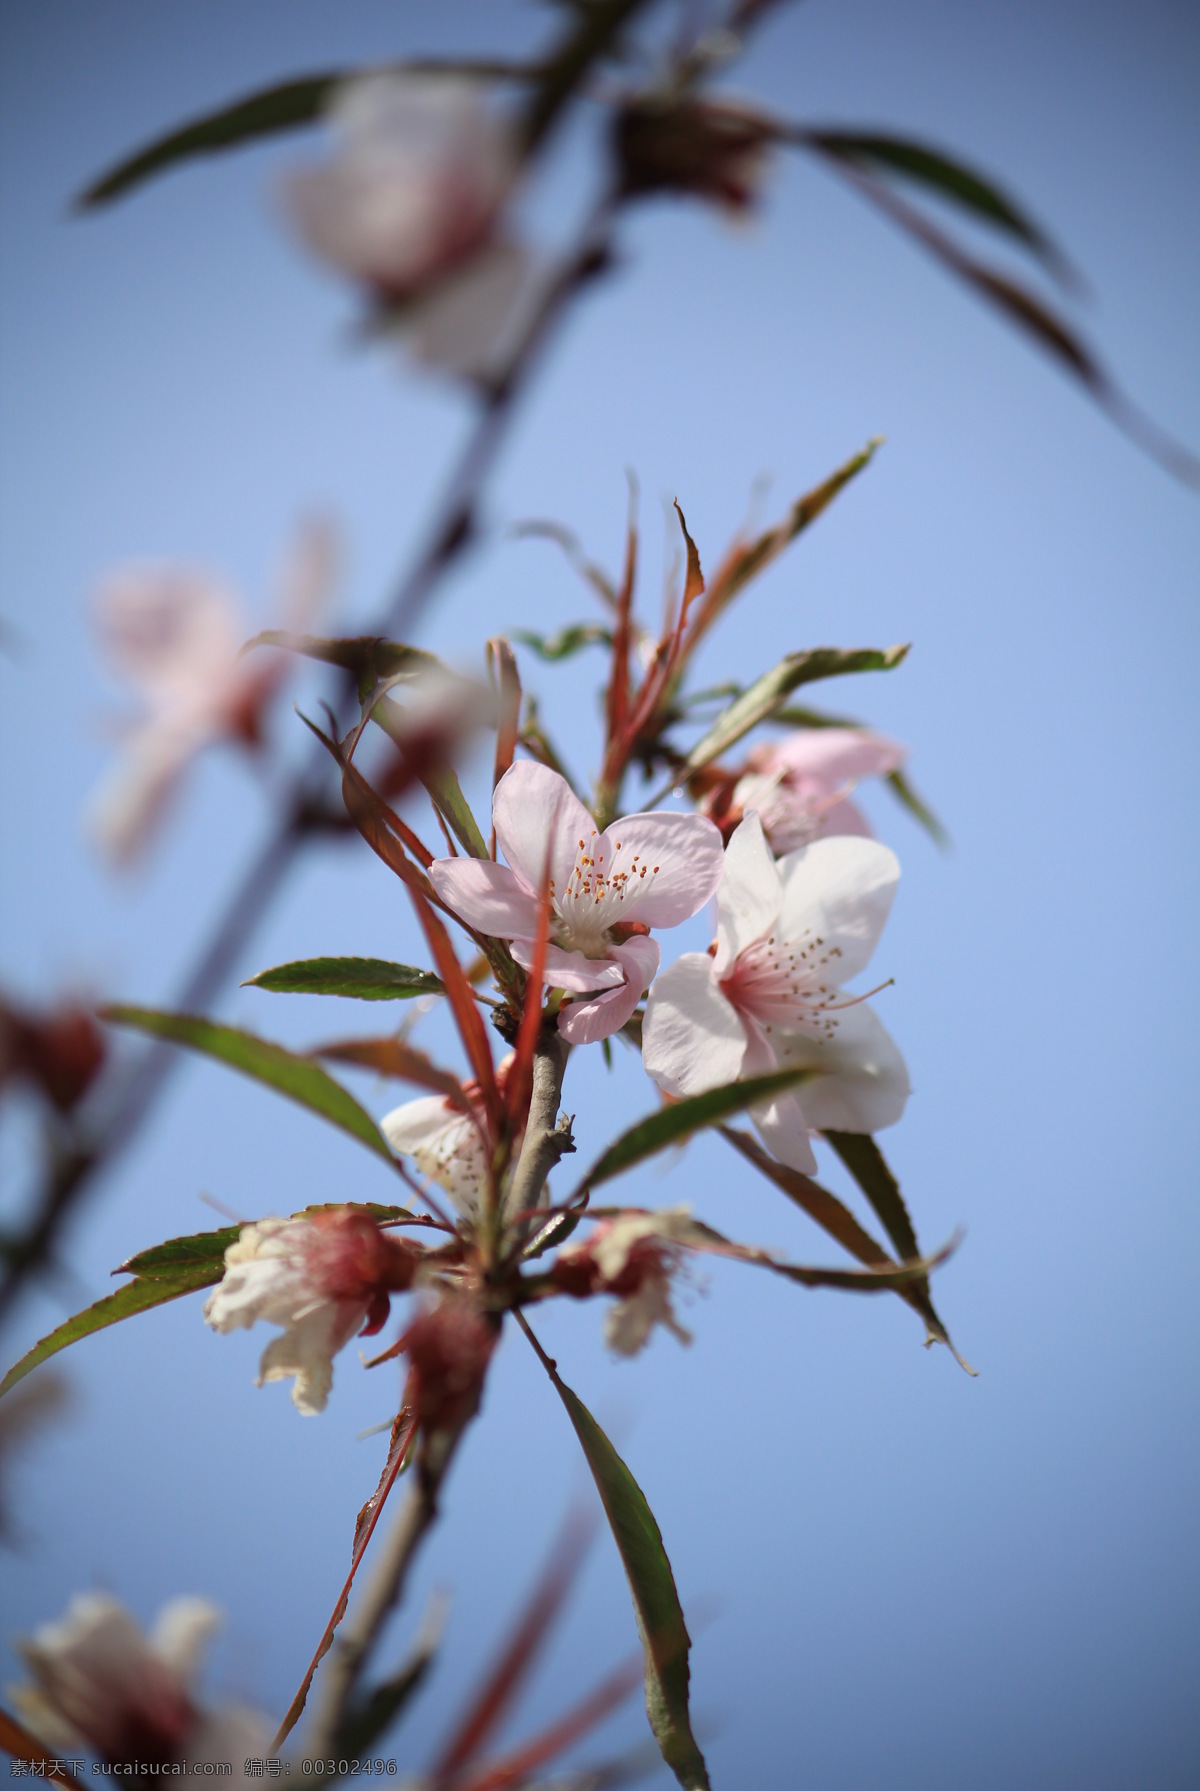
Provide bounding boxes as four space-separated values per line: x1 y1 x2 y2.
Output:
2 3 1198 1787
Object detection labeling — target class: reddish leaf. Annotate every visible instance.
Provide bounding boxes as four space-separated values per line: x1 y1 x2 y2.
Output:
604 479 639 756
314 1038 474 1114
504 859 553 1138
452 1655 643 1791
272 1406 418 1752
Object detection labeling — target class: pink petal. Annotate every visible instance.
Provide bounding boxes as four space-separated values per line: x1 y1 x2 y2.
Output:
773 1002 909 1134
556 938 659 1046
510 938 625 993
766 727 906 786
492 761 598 898
642 954 746 1099
603 810 724 928
428 857 536 938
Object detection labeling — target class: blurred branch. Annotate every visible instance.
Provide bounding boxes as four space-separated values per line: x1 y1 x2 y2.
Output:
0 194 617 1332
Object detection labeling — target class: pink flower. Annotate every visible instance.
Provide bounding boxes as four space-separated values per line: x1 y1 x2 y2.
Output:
552 1209 694 1355
88 520 335 863
203 1209 419 1415
429 762 724 1045
12 1593 268 1776
710 727 906 856
642 811 909 1174
284 74 535 379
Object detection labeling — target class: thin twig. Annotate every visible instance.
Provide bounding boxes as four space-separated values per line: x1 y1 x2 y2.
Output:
302 1419 470 1761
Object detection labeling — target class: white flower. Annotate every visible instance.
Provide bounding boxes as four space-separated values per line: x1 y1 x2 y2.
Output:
553 1209 694 1356
718 727 906 855
89 520 335 863
203 1210 418 1415
429 762 724 1045
381 1095 489 1219
642 811 909 1174
12 1593 268 1776
284 74 536 380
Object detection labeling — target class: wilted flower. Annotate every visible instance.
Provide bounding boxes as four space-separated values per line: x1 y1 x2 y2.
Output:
12 1593 267 1774
400 1295 497 1434
284 74 534 379
642 811 908 1174
707 727 906 854
429 761 724 1044
552 1209 694 1356
203 1208 420 1415
89 520 335 863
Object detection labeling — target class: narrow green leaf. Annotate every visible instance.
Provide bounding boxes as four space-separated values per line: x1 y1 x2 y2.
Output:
803 131 1077 289
525 1335 709 1790
822 1130 974 1372
885 768 950 848
576 1067 820 1195
244 956 444 1001
76 60 540 209
0 1271 217 1399
513 623 614 661
695 441 881 646
332 1633 438 1761
119 1227 239 1280
679 645 909 779
102 1006 395 1164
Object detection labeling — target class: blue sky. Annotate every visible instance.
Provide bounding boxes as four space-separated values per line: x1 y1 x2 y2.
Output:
2 4 1198 1787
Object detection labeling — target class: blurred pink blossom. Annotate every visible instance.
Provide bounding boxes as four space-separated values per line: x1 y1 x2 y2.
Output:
13 1593 267 1776
707 726 906 855
88 520 335 863
285 74 536 379
552 1208 694 1355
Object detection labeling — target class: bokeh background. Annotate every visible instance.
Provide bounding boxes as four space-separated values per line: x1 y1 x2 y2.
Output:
2 2 1198 1786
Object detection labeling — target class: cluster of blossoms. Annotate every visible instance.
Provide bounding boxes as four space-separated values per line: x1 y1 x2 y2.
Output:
200 723 908 1409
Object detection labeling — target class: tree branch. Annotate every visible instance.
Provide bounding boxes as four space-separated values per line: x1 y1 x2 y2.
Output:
504 1030 575 1238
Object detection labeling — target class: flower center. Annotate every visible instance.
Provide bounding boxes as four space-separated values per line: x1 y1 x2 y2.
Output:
720 929 845 1041
549 831 660 958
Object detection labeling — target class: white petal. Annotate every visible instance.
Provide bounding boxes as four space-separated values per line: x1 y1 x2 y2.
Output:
380 1094 459 1156
256 1301 365 1415
149 1599 221 1683
642 955 746 1098
772 1001 910 1134
492 761 597 897
751 1092 819 1175
94 567 241 703
87 724 200 864
604 1279 691 1356
428 856 537 938
600 810 725 929
714 812 782 972
776 834 899 983
275 515 338 631
404 240 539 382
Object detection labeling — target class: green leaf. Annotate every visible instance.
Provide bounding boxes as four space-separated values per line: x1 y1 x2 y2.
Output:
803 131 1077 289
76 74 343 208
576 1068 820 1195
244 956 445 1001
244 631 440 705
526 1340 709 1790
679 645 909 778
513 623 614 661
102 1006 396 1165
118 1227 239 1280
0 1270 218 1399
332 1628 438 1761
885 768 950 848
76 60 540 209
822 1130 974 1372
